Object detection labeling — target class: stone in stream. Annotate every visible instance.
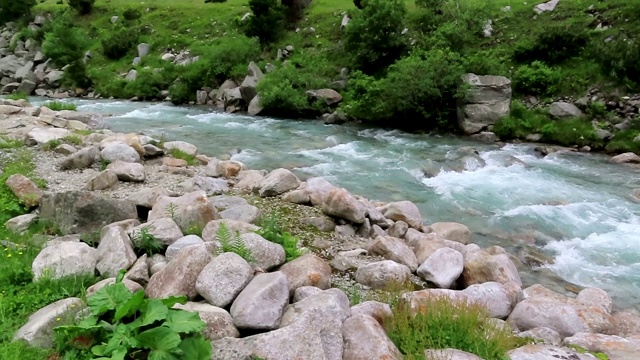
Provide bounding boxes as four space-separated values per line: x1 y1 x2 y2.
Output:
383 201 423 229
416 247 464 289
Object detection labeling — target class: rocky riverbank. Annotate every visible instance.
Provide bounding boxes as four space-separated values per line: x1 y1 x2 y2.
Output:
2 98 640 359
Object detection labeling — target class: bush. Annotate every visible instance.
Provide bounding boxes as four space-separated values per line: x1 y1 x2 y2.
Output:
385 296 521 360
0 0 35 24
513 61 560 96
513 26 589 65
122 8 142 20
605 129 640 154
203 36 261 82
492 101 549 140
595 39 640 89
169 61 210 105
245 0 286 45
101 28 139 60
67 0 95 15
131 226 164 256
124 67 176 100
54 271 212 359
345 0 406 73
344 49 465 129
216 222 254 262
42 15 91 88
44 101 77 111
5 92 28 100
257 53 335 116
540 118 604 148
257 215 301 262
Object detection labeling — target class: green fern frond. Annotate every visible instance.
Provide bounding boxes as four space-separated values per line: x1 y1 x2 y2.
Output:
216 222 254 262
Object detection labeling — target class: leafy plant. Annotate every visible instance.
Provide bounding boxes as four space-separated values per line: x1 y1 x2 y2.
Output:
385 296 521 360
45 101 78 111
0 136 24 149
245 0 286 45
216 222 255 262
513 61 560 97
164 203 180 223
0 0 35 24
42 15 91 88
122 8 142 21
68 0 95 15
257 215 301 262
42 139 62 151
54 271 212 360
101 29 139 60
131 226 164 256
513 26 589 65
5 92 28 101
169 149 197 166
99 159 110 171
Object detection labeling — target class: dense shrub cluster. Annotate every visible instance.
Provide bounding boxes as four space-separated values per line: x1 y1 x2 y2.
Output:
67 0 95 15
101 28 139 60
513 26 589 65
245 0 285 45
0 0 35 24
42 15 92 88
596 39 640 89
513 61 560 96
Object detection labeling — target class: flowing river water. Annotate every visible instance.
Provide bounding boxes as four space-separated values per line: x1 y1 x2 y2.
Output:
31 98 640 310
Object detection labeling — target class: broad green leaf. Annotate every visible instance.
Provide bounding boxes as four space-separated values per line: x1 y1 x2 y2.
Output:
136 326 181 352
164 309 205 333
110 348 127 360
88 282 133 315
114 290 145 321
104 324 132 354
131 299 169 328
161 295 187 308
179 336 212 360
116 269 126 283
92 344 107 356
148 350 180 360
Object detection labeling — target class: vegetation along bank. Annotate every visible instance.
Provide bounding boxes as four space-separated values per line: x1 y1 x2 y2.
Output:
0 0 640 153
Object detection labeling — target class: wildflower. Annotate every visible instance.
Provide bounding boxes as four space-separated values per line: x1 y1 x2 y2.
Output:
56 317 61 322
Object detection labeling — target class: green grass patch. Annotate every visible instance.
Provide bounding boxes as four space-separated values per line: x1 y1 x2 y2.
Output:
257 213 302 262
605 128 640 154
0 137 24 149
169 148 197 165
43 101 77 111
4 92 29 101
385 296 522 360
41 135 83 151
0 149 45 225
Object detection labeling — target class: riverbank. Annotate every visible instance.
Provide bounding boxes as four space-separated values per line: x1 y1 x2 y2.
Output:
2 98 640 359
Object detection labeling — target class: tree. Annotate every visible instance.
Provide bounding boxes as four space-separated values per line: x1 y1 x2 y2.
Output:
345 0 407 74
0 0 36 24
42 15 92 88
245 0 285 45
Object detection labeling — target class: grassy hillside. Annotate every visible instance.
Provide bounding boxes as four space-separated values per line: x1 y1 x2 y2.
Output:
19 0 640 151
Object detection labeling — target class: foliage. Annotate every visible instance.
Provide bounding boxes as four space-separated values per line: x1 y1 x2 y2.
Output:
169 149 197 165
345 0 406 73
44 101 77 111
101 28 139 60
5 92 28 101
540 118 603 148
492 101 548 140
130 226 165 256
42 15 91 88
215 222 255 262
42 135 82 151
344 49 464 130
0 0 35 24
257 214 301 262
245 0 286 45
168 61 210 105
54 271 212 360
0 136 23 149
513 61 560 97
67 0 95 15
198 36 261 83
164 203 180 222
605 129 640 154
595 38 640 89
0 149 43 225
513 26 589 65
385 296 521 360
122 8 142 21
257 54 335 116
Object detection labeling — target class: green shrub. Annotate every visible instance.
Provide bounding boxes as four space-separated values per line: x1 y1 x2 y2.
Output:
41 139 61 151
595 39 640 89
0 0 35 24
385 296 521 360
216 222 255 262
5 92 28 101
42 15 91 88
169 148 197 165
513 61 560 96
245 0 286 45
513 26 589 65
344 49 464 130
54 271 212 360
0 136 23 149
605 129 640 154
0 149 43 225
125 68 176 100
122 8 142 21
67 0 95 15
587 101 608 118
168 61 209 105
257 215 301 262
199 36 261 83
44 101 77 111
345 0 406 73
492 101 549 140
131 226 164 256
101 28 139 60
540 118 603 148
462 50 509 76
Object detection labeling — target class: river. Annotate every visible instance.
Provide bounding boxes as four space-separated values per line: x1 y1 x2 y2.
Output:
30 98 640 310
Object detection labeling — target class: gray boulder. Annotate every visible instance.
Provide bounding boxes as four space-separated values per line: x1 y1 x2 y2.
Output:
129 218 183 246
84 170 119 191
369 236 419 272
279 254 332 295
147 191 219 233
457 73 512 134
258 168 301 197
230 272 289 330
201 219 259 242
241 232 286 270
163 140 198 157
306 89 343 106
320 187 366 224
173 302 239 341
101 143 141 163
384 201 423 229
417 247 464 288
106 161 146 182
188 175 229 195
59 147 99 170
550 101 584 119
32 241 97 280
196 252 254 307
14 298 87 348
342 313 402 360
354 260 411 290
239 61 264 104
165 235 204 260
220 204 261 224
96 227 137 277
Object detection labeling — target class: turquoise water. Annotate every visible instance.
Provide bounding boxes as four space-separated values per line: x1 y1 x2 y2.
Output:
31 98 640 309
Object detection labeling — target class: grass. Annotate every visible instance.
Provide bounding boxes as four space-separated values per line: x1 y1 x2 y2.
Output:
169 148 197 165
43 101 77 111
385 296 523 360
4 92 29 101
256 213 302 262
41 135 84 151
0 137 24 149
0 149 46 225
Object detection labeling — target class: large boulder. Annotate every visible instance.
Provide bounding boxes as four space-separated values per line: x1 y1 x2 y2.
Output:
100 143 141 163
201 219 259 241
258 168 301 197
106 161 146 182
279 254 332 294
383 201 423 229
173 302 239 341
457 73 511 134
124 255 150 286
59 147 99 170
368 236 419 272
5 213 38 233
96 227 137 277
145 244 214 299
235 170 266 193
196 252 254 308
417 247 464 288
350 301 393 326
563 332 640 360
279 288 351 328
147 191 219 233
461 250 522 287
610 152 640 164
320 187 366 224
5 174 42 207
461 281 513 319
187 175 229 196
428 222 471 244
32 241 97 280
163 140 198 157
354 260 411 290
128 187 177 209
129 218 183 246
342 313 402 360
549 101 584 119
84 170 119 191
230 271 289 330
26 127 70 145
517 327 562 346
14 298 87 348
40 191 138 235
219 204 261 224
239 61 264 103
507 344 598 360
240 233 286 270
306 89 343 106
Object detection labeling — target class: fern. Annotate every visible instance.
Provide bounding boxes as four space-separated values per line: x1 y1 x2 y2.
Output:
165 202 180 222
131 226 164 256
215 222 254 262
257 214 302 262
